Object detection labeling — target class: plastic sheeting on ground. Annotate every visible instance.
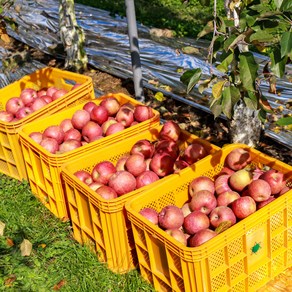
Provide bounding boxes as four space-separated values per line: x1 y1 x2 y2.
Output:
2 0 291 150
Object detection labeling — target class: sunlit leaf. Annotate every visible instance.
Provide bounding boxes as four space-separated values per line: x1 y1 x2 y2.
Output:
259 95 273 112
244 91 258 110
239 52 258 91
276 116 292 126
217 52 234 73
20 239 32 256
6 238 14 247
180 69 202 94
154 92 166 102
222 88 233 119
250 30 274 43
212 80 226 99
280 0 292 11
280 32 292 59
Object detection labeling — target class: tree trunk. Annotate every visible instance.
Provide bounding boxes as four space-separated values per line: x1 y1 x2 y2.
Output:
59 0 88 72
229 100 262 147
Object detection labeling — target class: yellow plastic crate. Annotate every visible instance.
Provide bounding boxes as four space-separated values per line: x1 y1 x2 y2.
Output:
60 125 220 273
0 67 94 180
18 93 160 219
125 144 292 292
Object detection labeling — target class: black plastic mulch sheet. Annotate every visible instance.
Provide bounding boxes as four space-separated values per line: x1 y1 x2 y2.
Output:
2 0 292 149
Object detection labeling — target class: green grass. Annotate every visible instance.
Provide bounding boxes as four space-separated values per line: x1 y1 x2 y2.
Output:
0 174 154 291
75 0 225 37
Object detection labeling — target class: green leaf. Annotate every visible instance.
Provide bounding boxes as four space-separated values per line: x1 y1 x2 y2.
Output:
270 47 287 78
197 20 213 39
222 88 233 119
217 52 234 73
280 0 292 11
280 32 292 59
258 109 267 123
274 0 284 9
180 69 202 94
239 52 258 92
210 98 222 119
223 35 237 52
212 80 226 99
276 116 292 126
198 78 211 94
244 91 258 110
250 30 275 43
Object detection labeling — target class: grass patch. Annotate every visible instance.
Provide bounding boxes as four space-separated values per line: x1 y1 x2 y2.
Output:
75 0 225 37
0 174 154 291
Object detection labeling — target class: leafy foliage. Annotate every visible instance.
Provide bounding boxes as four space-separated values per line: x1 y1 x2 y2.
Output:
181 0 292 121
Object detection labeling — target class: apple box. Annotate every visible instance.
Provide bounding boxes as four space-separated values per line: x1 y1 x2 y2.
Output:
125 144 292 292
0 67 94 180
60 125 220 273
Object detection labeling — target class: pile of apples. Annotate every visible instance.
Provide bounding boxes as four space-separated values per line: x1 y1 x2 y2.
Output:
139 147 291 247
73 120 211 199
0 84 80 123
28 97 155 154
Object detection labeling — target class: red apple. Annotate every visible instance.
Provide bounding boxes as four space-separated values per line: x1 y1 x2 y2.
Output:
0 110 14 122
58 139 82 153
125 154 147 177
90 105 109 125
139 207 159 225
183 211 210 235
37 88 47 98
189 190 217 215
173 159 190 173
5 97 24 115
108 170 137 196
158 205 184 230
231 196 256 219
136 170 159 188
60 118 74 133
91 161 116 184
224 147 251 171
209 206 236 228
150 152 175 177
71 83 81 90
52 89 68 101
278 186 290 196
30 97 47 111
83 101 97 114
15 106 33 119
158 120 181 142
74 170 93 185
181 202 192 217
248 179 272 202
101 117 117 135
71 109 91 130
229 169 253 192
214 174 233 196
115 107 134 127
155 140 179 160
130 139 155 159
20 88 37 105
63 128 82 142
188 176 215 197
165 229 187 246
88 182 104 192
81 121 103 143
29 131 43 144
105 122 125 136
218 166 235 176
43 125 65 145
95 185 118 200
46 86 58 97
40 137 59 154
188 229 217 247
216 190 240 206
181 142 207 165
259 169 286 195
115 154 130 171
100 97 120 116
133 105 154 122
42 95 53 104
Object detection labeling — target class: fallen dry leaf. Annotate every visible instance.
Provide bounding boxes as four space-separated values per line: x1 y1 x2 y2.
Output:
6 238 14 247
4 274 16 287
53 279 67 290
20 239 32 256
0 221 5 236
